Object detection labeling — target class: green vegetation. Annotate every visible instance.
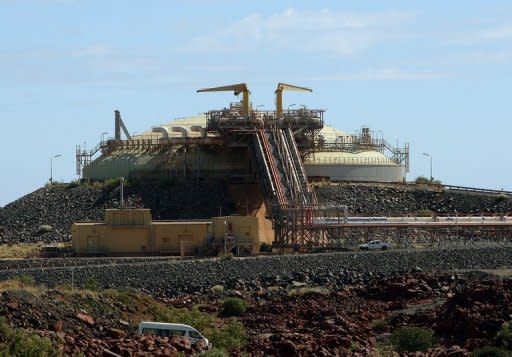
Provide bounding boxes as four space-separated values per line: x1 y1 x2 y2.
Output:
220 297 248 317
415 176 442 185
12 274 35 286
416 209 435 217
472 347 512 357
83 278 101 291
350 341 360 353
371 318 387 333
0 317 61 356
36 225 54 235
219 252 234 262
0 278 248 354
210 285 225 295
259 242 272 253
65 181 80 189
496 322 512 350
146 300 246 351
208 320 247 351
391 326 435 353
415 176 431 184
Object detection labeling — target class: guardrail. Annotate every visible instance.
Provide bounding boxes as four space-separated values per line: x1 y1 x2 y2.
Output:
443 184 512 196
317 180 512 197
306 156 396 165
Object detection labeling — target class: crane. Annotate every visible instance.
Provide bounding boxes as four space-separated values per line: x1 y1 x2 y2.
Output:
197 83 251 116
275 83 312 119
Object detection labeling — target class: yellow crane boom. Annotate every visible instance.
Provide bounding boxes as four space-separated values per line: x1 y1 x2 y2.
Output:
275 83 312 119
197 83 251 116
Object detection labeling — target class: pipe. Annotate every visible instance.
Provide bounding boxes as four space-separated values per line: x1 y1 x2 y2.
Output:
152 126 171 139
190 125 206 138
171 126 189 138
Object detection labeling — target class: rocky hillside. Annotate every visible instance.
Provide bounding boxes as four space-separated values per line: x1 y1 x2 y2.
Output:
0 179 236 244
315 183 512 215
1 180 511 244
1 265 512 356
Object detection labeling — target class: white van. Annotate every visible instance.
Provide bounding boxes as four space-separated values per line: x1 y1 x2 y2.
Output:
138 322 210 347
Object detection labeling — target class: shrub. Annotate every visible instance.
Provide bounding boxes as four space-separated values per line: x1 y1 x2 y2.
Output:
147 304 214 333
220 298 247 317
208 320 247 350
65 181 80 189
83 278 101 291
416 209 434 217
13 274 35 286
195 348 226 357
210 285 224 295
496 322 512 350
0 318 60 356
259 243 272 253
391 326 435 353
415 176 431 184
472 346 511 357
219 253 234 262
372 319 387 333
36 225 54 235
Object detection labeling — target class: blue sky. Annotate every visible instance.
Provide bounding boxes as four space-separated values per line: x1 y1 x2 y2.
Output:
1 0 511 206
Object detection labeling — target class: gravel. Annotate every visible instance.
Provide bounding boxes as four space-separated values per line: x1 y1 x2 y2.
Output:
315 183 512 216
1 246 511 297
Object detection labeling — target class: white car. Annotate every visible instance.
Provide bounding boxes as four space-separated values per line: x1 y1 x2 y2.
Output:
138 322 210 348
359 240 390 251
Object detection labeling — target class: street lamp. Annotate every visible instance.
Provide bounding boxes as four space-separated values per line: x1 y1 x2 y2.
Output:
50 154 62 184
422 153 433 181
287 103 296 111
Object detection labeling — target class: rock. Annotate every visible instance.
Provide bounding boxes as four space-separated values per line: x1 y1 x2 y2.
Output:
76 312 95 326
53 320 64 332
108 327 125 338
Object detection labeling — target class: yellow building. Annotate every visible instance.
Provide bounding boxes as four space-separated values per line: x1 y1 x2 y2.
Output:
72 208 261 256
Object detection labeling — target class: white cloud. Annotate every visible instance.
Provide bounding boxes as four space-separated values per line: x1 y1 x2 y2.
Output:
73 45 112 58
180 8 415 57
307 68 447 81
476 24 512 41
448 24 512 46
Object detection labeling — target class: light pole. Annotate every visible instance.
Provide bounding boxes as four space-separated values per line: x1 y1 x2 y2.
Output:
422 153 432 181
287 103 296 111
50 154 62 184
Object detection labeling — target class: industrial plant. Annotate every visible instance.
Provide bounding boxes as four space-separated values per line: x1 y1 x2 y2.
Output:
72 83 409 253
73 83 510 255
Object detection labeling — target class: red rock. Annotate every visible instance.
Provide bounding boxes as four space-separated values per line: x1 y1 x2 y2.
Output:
64 334 75 345
169 336 192 352
53 320 64 332
76 312 95 326
108 327 125 339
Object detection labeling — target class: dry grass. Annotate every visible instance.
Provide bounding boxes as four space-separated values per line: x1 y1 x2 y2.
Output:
0 278 44 295
0 243 44 259
0 242 72 259
288 286 330 296
481 268 512 277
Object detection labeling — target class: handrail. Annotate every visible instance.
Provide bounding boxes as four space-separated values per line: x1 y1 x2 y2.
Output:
443 184 512 196
253 133 276 197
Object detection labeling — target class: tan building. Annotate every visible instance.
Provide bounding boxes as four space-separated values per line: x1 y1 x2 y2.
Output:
72 208 261 256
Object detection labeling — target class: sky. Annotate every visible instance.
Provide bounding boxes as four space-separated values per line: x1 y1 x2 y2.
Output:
1 0 511 206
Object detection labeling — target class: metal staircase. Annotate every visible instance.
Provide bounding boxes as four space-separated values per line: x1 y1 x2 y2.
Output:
252 127 316 212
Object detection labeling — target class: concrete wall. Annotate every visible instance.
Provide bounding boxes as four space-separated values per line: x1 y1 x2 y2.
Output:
305 164 406 183
72 208 259 256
